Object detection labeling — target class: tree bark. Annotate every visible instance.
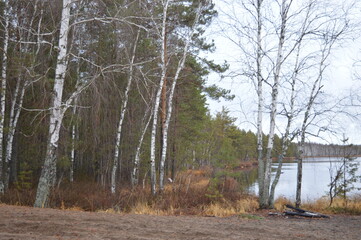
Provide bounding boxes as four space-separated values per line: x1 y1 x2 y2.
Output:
296 35 335 207
261 0 289 208
111 30 140 193
70 100 77 183
150 0 170 195
4 78 26 188
255 0 265 207
34 0 72 208
159 2 204 191
268 45 299 208
0 0 9 194
131 105 152 187
5 0 45 188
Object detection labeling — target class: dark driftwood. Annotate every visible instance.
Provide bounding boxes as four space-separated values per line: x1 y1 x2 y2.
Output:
284 204 329 218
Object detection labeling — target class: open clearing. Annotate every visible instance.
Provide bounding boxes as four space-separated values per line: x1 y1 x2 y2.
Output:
0 205 360 240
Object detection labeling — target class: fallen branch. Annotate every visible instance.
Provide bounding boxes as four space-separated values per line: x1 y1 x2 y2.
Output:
284 204 329 218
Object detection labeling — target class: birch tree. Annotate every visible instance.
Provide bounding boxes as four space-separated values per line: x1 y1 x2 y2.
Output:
4 0 46 188
158 1 206 191
149 0 170 195
267 38 300 208
131 103 153 187
34 0 72 207
0 0 9 194
217 0 355 208
260 0 291 208
255 0 265 207
295 22 348 207
111 30 140 194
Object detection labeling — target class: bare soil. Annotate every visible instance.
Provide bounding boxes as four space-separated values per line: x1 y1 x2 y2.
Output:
0 205 360 240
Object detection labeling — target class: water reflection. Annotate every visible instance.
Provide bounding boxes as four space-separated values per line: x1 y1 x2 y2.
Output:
245 157 361 201
234 167 258 191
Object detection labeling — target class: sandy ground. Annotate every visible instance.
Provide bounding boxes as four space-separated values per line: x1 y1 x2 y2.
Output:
0 205 360 240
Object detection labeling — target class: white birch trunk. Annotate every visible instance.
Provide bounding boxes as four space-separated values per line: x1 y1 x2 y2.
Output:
131 109 152 187
261 0 288 208
256 0 265 205
295 64 322 207
150 0 170 195
295 25 340 206
34 0 71 208
4 0 45 188
0 0 9 194
4 78 20 187
70 102 77 183
159 3 204 191
111 30 140 193
4 78 26 187
267 2 313 206
268 44 299 208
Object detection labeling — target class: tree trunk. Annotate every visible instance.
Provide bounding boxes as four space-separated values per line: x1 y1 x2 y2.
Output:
34 0 71 208
255 0 265 207
0 0 9 194
295 37 334 207
268 21 306 206
261 0 288 209
70 102 77 183
149 0 170 195
111 30 139 193
159 31 167 179
171 92 178 181
159 2 204 191
5 78 26 188
295 141 304 208
6 0 46 188
131 107 152 187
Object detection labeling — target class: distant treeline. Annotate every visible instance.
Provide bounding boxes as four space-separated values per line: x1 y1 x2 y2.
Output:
302 142 361 157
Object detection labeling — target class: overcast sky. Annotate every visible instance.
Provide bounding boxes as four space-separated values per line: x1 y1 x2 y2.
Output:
204 0 361 144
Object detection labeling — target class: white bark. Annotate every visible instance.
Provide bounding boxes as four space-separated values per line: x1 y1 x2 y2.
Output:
268 2 314 207
4 0 45 189
260 0 289 208
296 53 325 207
295 16 346 206
0 0 9 194
34 0 72 208
131 108 152 187
111 30 140 194
150 0 170 195
4 78 26 187
255 0 265 206
268 41 300 208
159 2 204 191
70 101 77 183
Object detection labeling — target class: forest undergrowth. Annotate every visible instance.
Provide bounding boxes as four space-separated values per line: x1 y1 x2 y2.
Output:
1 167 361 216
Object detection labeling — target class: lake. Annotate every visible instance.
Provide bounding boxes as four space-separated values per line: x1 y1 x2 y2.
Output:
247 157 361 201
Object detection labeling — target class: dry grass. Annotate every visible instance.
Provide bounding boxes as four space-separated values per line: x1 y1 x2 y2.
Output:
0 168 258 217
272 196 361 215
274 197 293 212
203 198 259 217
128 202 177 216
302 197 361 215
236 198 259 212
1 168 361 217
203 203 238 217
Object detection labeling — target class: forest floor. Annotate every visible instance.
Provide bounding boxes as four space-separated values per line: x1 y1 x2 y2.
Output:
0 204 360 240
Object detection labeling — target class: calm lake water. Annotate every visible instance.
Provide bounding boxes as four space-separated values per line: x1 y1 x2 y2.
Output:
248 157 361 201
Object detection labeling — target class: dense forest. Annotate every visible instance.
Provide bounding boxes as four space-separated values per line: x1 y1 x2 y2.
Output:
0 0 297 204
